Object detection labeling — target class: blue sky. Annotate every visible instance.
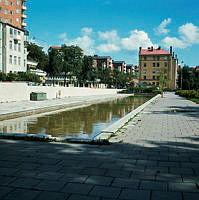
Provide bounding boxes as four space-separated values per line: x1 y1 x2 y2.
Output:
27 0 199 66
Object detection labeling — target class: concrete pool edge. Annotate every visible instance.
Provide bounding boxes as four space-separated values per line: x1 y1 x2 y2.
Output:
94 94 161 141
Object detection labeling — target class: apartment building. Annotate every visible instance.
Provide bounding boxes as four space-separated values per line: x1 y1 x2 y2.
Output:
0 22 28 73
112 61 126 73
139 46 178 89
0 0 27 29
93 55 113 71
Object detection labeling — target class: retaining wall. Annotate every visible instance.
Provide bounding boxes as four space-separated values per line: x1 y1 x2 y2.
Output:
0 82 120 102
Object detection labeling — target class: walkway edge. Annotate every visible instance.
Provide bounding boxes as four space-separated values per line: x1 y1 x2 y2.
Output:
94 94 161 141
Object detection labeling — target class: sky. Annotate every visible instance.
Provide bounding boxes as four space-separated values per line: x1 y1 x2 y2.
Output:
26 0 199 67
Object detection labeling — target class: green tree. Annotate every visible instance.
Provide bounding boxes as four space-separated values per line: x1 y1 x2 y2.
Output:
61 45 83 85
47 48 63 86
27 42 49 70
159 68 169 97
81 55 97 83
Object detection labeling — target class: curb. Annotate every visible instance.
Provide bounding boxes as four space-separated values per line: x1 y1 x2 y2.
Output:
94 94 161 141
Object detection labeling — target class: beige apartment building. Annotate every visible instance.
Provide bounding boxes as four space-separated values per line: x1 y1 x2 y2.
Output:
139 46 178 89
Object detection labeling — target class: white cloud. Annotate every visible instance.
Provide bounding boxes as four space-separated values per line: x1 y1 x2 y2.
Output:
81 27 93 36
121 30 155 50
58 33 67 39
98 30 120 43
155 18 172 35
161 23 199 49
58 27 95 55
97 43 120 53
179 23 199 44
162 36 187 49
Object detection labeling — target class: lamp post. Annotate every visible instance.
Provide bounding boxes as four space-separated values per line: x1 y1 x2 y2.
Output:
181 61 183 89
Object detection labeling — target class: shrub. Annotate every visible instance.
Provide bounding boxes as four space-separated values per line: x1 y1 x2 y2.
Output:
175 90 199 98
0 72 7 81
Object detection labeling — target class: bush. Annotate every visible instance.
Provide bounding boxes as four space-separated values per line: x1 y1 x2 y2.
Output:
119 86 158 94
175 90 199 98
0 72 7 81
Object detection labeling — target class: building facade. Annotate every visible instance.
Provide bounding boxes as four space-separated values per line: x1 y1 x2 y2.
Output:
93 55 113 71
139 46 178 89
0 22 28 73
0 0 27 29
112 61 126 73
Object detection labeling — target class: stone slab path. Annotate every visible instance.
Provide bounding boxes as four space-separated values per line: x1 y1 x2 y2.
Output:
0 93 199 200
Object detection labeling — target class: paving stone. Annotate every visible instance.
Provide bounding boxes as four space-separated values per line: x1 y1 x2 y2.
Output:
182 175 199 183
112 178 139 189
140 180 167 191
169 182 198 192
0 186 14 198
9 178 41 189
183 192 199 200
151 191 182 200
85 176 113 186
3 188 40 200
0 168 18 176
119 189 150 200
80 168 107 176
36 191 70 200
61 183 93 195
36 172 64 180
34 180 66 192
90 186 121 198
156 174 182 182
0 176 16 186
61 175 88 183
68 194 100 200
105 169 131 178
169 167 194 175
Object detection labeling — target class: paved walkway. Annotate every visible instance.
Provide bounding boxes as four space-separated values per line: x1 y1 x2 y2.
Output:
0 93 199 200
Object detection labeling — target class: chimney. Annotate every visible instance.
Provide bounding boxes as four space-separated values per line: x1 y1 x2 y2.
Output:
173 52 175 58
151 46 153 51
170 46 172 54
139 47 142 52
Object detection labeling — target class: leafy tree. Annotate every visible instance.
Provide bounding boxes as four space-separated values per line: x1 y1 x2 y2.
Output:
98 68 113 88
81 55 97 83
47 48 63 85
61 45 83 85
159 68 169 97
0 72 7 81
27 42 49 70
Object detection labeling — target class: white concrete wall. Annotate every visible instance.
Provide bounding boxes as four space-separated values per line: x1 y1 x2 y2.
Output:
0 82 119 102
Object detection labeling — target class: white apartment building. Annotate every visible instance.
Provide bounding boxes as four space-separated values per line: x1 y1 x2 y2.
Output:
0 22 28 73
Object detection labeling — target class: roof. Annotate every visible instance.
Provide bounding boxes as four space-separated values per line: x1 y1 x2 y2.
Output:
140 48 171 55
113 61 125 64
93 56 111 59
50 46 62 50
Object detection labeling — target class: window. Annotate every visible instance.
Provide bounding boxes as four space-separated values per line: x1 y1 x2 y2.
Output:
4 0 8 5
157 76 160 80
9 41 12 49
9 55 12 64
164 62 167 67
14 29 17 36
157 56 160 60
163 56 168 60
16 8 20 14
16 18 19 22
143 76 146 80
10 1 13 6
153 76 156 80
10 28 13 36
0 8 2 13
14 42 17 51
143 69 147 74
18 43 21 52
18 57 21 65
144 56 147 61
4 18 8 23
4 9 8 14
14 56 17 65
157 63 160 67
153 63 155 67
16 0 20 5
144 63 147 67
156 82 159 86
10 19 12 23
10 11 13 15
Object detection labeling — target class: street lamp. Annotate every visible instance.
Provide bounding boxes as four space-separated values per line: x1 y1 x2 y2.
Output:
181 61 184 89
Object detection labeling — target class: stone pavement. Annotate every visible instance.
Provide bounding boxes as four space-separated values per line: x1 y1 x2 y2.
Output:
0 92 199 200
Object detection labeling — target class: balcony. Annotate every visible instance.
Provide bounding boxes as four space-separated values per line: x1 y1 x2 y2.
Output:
22 5 27 10
22 14 27 19
22 22 27 27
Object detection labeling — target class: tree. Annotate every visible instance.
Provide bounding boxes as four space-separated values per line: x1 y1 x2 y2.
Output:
61 45 83 85
27 42 49 70
159 68 169 97
47 48 63 86
81 55 97 83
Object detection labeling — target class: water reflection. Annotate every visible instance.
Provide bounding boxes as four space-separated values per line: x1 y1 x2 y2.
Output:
0 96 151 139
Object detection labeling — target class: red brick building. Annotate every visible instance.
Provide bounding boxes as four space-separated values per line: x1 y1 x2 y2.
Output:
93 55 113 71
0 0 27 29
112 61 126 73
